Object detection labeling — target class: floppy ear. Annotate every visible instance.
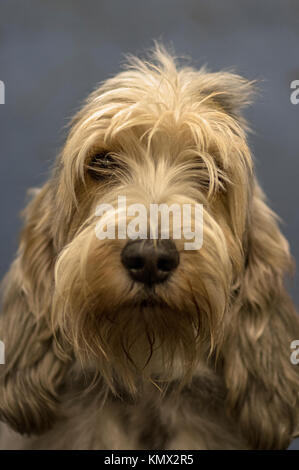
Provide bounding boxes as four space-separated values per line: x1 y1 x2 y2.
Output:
199 70 255 127
0 184 70 435
222 182 299 449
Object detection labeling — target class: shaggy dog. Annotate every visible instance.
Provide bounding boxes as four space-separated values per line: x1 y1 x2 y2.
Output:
0 45 299 450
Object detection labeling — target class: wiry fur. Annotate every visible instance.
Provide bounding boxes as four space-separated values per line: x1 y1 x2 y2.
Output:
0 45 299 449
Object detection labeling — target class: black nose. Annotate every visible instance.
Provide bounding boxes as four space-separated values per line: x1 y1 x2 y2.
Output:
121 239 179 286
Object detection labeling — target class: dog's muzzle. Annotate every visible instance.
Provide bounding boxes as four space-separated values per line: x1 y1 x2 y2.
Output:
121 239 179 287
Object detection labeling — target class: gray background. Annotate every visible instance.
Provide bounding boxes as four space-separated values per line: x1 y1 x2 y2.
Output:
0 0 298 449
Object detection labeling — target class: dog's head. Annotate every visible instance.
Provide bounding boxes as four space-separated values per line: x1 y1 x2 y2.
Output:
1 46 298 447
49 46 255 390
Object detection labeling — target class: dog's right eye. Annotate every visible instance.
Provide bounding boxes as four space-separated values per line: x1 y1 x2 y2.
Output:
88 152 117 180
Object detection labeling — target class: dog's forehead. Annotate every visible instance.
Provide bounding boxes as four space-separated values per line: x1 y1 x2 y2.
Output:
86 51 253 127
63 52 253 179
78 80 227 156
90 71 219 121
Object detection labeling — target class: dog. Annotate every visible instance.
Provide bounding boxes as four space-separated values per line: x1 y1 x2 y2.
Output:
0 45 299 450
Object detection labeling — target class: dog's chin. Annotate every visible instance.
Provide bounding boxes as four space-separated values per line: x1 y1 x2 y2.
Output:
66 288 211 394
126 285 170 309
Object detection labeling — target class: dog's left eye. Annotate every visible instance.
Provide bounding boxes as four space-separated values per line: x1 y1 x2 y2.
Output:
88 152 117 180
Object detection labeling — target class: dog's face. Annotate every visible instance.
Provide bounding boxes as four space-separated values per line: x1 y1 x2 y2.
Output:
48 48 254 392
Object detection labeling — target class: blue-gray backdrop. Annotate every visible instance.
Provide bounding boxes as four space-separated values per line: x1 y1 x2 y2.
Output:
0 0 298 450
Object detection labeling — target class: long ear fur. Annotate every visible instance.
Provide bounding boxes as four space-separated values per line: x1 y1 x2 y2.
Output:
0 184 70 435
222 182 299 449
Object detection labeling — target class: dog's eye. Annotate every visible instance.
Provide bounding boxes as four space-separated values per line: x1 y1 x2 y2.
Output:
88 152 117 180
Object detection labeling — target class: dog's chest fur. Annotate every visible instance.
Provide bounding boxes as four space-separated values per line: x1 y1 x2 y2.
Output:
0 365 246 450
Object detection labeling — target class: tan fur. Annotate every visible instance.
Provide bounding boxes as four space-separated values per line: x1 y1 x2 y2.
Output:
0 44 299 449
